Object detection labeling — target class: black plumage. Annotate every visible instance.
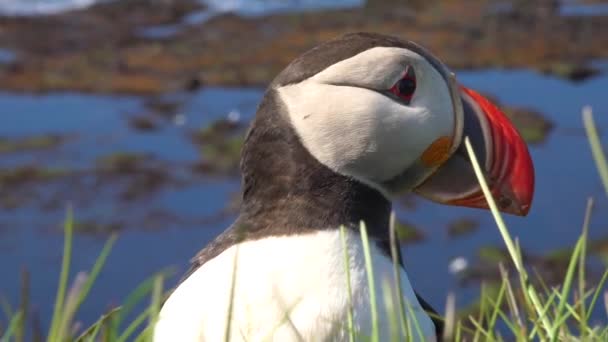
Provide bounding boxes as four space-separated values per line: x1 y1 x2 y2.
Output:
185 32 445 338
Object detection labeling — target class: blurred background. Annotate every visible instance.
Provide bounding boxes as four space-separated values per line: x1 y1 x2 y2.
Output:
0 0 608 332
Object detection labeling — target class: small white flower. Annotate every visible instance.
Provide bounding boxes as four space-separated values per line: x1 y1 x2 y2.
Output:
173 114 187 126
227 109 241 123
448 256 468 274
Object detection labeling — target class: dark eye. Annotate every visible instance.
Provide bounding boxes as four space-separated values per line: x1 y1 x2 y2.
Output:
390 66 416 104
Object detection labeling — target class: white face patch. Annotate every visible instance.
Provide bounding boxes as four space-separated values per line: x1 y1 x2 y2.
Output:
277 47 455 194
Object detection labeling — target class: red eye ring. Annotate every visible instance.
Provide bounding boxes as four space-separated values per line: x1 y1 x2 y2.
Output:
390 67 416 104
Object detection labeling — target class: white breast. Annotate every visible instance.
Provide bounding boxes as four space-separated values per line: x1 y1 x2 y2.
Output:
154 230 436 342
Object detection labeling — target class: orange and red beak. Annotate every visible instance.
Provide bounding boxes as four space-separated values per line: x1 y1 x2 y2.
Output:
415 85 535 216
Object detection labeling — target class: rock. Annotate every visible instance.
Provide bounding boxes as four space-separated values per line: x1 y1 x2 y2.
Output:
72 220 124 235
447 217 480 238
191 118 246 175
0 134 67 153
501 106 554 145
478 245 510 264
95 153 172 201
129 116 159 132
393 219 425 244
482 93 554 145
540 62 602 82
0 165 67 187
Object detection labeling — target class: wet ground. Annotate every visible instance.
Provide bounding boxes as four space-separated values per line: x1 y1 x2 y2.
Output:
0 0 608 332
0 0 607 93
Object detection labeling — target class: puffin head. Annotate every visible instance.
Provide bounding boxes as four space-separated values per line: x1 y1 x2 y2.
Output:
270 32 534 216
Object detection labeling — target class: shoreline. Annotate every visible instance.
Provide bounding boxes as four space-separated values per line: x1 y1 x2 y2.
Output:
0 0 606 94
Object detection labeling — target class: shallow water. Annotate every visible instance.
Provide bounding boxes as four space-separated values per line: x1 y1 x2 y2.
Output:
0 0 362 17
200 0 363 16
0 48 16 64
0 67 607 328
0 0 101 16
561 2 608 16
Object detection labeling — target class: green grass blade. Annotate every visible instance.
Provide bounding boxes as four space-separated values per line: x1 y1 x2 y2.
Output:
47 207 74 342
116 307 151 342
455 320 462 342
587 269 608 321
110 269 173 342
16 268 29 342
339 226 356 342
487 280 507 337
472 284 484 342
0 296 13 321
468 315 493 341
464 136 553 338
443 293 455 341
134 325 153 342
472 283 489 342
224 246 239 342
84 323 102 342
405 305 412 342
388 212 409 340
550 288 595 337
552 290 582 323
261 296 305 342
492 306 520 337
404 298 425 341
464 137 523 272
113 279 155 331
381 279 398 340
498 264 523 331
528 291 558 341
74 307 120 342
133 274 165 342
2 311 23 341
56 234 117 340
75 235 117 310
550 227 586 340
578 198 593 334
359 221 379 342
56 272 87 340
113 268 174 334
582 106 608 195
149 275 164 336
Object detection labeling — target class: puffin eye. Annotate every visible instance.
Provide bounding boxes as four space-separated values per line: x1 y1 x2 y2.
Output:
390 66 416 104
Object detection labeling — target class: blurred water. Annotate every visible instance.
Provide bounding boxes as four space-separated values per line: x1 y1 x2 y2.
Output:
0 48 16 64
561 2 608 16
0 0 100 16
0 67 607 328
2 0 605 18
0 0 362 16
200 0 363 16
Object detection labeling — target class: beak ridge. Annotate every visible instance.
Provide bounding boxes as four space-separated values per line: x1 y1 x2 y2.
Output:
415 85 535 216
458 86 534 216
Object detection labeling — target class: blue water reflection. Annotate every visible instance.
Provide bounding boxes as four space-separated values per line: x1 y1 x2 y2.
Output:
0 67 607 327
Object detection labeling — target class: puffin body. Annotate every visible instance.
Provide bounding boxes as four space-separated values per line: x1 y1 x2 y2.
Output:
155 230 435 341
154 33 534 341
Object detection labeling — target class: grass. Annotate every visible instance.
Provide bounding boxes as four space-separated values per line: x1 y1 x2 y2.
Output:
0 209 167 342
1 106 607 341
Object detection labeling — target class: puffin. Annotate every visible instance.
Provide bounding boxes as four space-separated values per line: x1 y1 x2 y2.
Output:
154 32 534 342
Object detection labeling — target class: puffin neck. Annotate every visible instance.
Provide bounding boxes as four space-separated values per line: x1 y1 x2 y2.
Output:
238 90 392 241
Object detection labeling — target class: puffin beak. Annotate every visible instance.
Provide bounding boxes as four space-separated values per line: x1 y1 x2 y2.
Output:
414 85 535 216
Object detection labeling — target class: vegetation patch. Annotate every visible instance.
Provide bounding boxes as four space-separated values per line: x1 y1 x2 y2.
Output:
0 0 606 93
447 217 480 238
393 219 425 244
0 134 67 153
191 118 246 175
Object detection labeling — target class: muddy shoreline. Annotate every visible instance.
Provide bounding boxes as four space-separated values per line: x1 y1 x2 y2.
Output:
0 0 606 94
